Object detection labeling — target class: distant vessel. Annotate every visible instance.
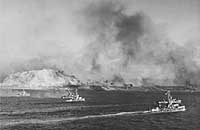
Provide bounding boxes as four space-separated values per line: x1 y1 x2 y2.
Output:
16 89 30 97
151 90 186 113
61 88 85 102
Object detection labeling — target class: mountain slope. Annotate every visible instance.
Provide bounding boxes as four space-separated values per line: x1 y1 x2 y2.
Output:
0 69 81 89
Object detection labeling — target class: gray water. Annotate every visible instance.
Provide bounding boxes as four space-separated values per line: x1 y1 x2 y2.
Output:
1 90 200 130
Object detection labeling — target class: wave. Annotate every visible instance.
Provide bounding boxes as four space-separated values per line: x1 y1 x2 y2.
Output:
0 104 134 115
1 110 150 127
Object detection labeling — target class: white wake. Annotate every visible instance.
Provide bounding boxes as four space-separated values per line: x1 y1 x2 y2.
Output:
1 110 150 127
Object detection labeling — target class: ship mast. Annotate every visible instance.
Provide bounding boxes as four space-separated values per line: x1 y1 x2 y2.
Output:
165 90 172 101
165 90 173 108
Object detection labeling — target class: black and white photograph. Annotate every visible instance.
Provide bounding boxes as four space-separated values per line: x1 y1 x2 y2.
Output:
0 0 200 130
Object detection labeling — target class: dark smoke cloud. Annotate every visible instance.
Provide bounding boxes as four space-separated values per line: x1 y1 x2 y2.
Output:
116 13 148 66
0 0 199 87
80 1 161 73
80 1 160 68
79 0 200 86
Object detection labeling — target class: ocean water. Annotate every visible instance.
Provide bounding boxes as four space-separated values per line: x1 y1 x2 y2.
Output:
0 90 200 130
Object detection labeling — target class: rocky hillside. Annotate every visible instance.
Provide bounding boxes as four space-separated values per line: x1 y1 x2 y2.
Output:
0 69 81 89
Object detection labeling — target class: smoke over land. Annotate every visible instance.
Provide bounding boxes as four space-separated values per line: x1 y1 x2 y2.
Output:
77 1 200 84
0 0 200 87
78 1 200 86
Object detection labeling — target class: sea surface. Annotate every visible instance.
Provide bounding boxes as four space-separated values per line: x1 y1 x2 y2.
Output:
0 90 200 130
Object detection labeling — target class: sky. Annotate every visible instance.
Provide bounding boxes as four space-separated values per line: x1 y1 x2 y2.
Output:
0 0 200 84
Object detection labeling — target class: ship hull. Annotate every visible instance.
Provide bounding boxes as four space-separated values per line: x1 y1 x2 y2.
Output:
150 108 186 114
65 99 85 102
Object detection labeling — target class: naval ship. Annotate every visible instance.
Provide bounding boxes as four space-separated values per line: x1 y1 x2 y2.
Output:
61 88 85 102
151 90 186 113
16 89 30 97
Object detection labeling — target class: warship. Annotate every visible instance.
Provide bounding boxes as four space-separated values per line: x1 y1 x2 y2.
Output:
61 88 85 102
151 90 186 113
16 89 30 97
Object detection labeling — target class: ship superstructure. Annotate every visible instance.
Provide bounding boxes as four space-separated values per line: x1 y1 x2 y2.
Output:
151 90 186 113
61 88 85 102
16 89 30 97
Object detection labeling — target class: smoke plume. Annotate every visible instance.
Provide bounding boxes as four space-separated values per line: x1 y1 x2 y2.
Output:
0 0 200 87
78 0 200 86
